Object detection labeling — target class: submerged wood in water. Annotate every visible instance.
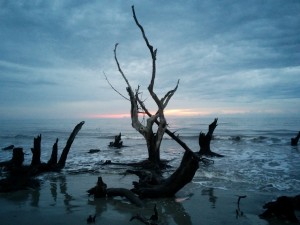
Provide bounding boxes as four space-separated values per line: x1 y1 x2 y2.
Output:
0 121 85 192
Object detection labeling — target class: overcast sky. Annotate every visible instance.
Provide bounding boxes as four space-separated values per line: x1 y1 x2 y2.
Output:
0 0 299 119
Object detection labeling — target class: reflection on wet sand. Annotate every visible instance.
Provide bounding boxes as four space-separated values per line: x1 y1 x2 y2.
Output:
88 196 192 225
30 189 40 207
0 185 40 207
160 198 192 225
49 175 76 213
87 197 108 217
201 188 217 208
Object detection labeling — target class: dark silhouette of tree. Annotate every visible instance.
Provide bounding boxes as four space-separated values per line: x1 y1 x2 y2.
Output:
112 6 179 168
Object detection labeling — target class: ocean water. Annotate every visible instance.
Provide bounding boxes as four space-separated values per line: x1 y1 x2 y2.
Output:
0 115 300 196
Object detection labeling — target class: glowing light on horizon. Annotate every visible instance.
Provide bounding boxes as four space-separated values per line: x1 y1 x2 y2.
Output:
87 113 130 119
87 108 253 119
164 109 211 117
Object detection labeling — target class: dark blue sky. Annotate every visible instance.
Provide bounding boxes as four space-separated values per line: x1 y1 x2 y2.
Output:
0 0 299 119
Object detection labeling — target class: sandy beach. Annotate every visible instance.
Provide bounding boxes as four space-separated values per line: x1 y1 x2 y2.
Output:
0 171 292 225
1 116 299 225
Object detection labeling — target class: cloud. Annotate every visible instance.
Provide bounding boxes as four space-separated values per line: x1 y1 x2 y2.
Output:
0 0 299 119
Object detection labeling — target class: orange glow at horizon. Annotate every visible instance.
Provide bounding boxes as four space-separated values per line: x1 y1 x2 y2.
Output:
87 113 130 119
88 109 211 119
87 108 250 119
164 109 212 117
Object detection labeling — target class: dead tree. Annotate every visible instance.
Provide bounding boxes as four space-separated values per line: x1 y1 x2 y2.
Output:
107 6 214 167
198 118 224 157
0 121 84 192
100 5 218 198
94 6 209 198
113 6 179 168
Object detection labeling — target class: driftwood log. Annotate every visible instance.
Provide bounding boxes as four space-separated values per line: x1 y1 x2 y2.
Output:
0 121 84 192
259 195 300 223
130 150 199 198
198 118 223 157
87 177 144 207
88 150 199 206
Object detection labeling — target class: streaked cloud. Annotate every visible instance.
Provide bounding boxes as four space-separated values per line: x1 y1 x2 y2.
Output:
0 0 299 119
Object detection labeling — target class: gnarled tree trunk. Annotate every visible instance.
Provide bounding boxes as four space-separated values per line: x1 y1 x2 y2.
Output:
131 150 199 198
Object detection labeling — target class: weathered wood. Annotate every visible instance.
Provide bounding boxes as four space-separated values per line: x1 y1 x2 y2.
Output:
11 147 25 168
127 169 163 186
236 195 247 218
291 131 300 146
47 138 58 166
112 6 180 167
0 121 84 192
131 150 199 198
109 132 123 148
104 6 204 199
198 118 224 157
0 148 24 168
31 134 41 166
107 188 144 207
87 177 144 207
57 121 85 168
0 148 24 169
259 195 300 223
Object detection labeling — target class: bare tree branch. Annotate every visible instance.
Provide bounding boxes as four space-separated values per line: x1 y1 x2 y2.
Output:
111 5 187 165
114 43 132 89
162 79 180 109
131 5 161 108
103 72 129 101
113 43 148 138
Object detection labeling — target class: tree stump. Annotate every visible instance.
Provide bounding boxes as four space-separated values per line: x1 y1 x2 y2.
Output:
131 150 199 198
0 121 84 192
198 118 224 157
291 131 300 146
109 132 123 148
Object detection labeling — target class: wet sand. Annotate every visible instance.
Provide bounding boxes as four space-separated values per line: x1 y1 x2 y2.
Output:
0 172 294 225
